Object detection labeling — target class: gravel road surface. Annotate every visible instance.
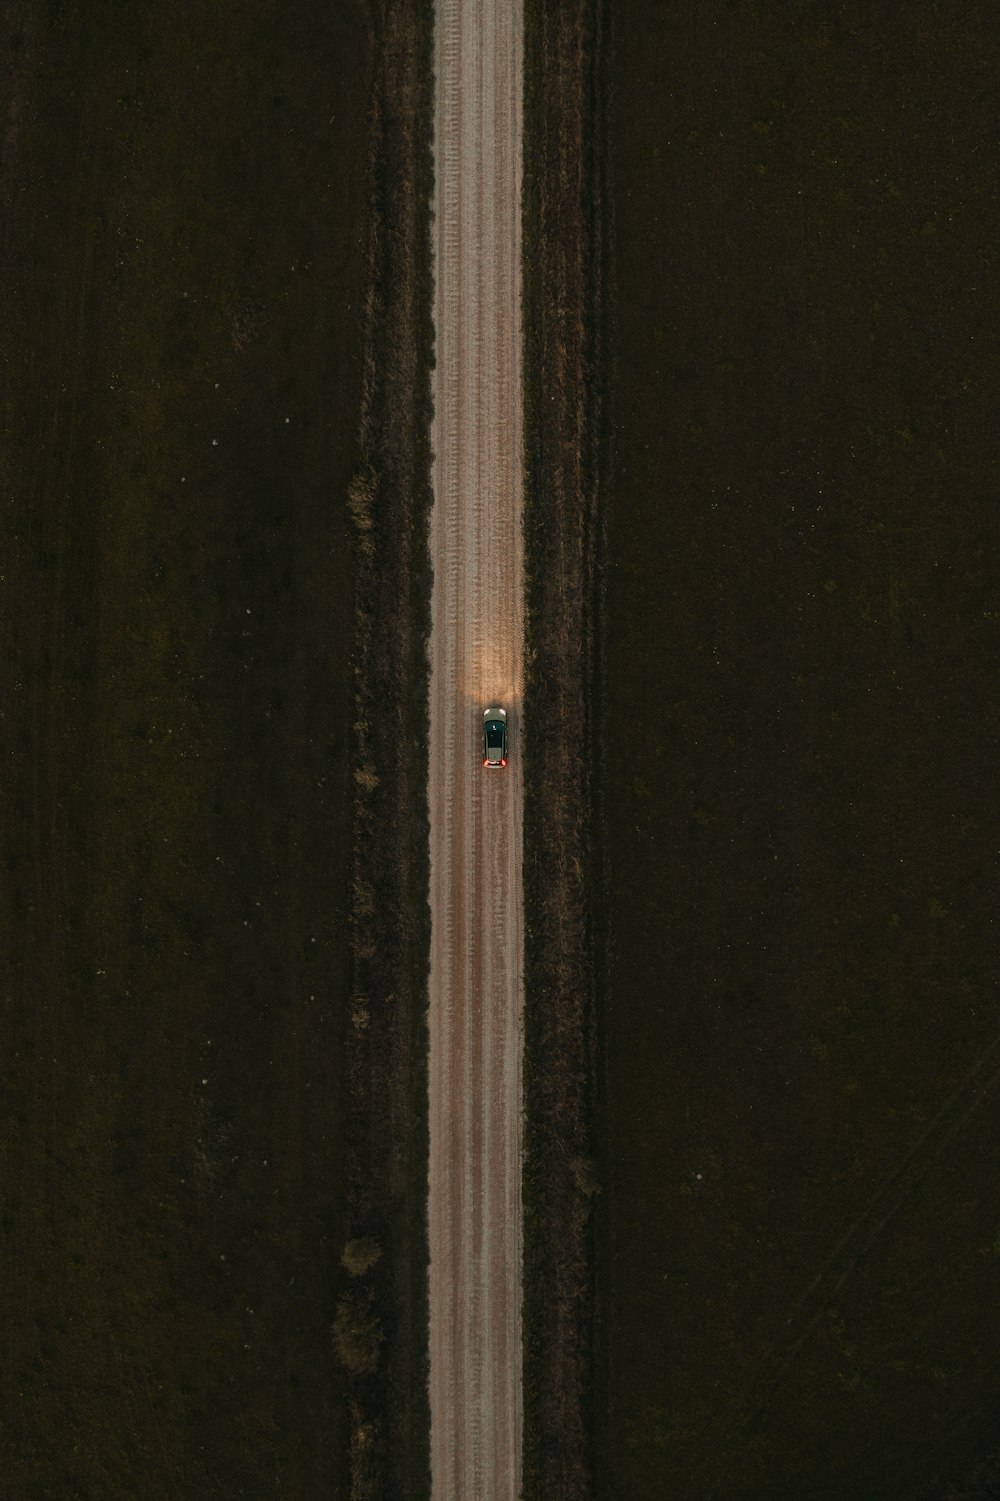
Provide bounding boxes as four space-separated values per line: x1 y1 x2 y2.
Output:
428 2 524 1498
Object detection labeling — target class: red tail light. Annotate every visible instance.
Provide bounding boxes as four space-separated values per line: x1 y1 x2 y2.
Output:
483 758 489 767
501 758 507 767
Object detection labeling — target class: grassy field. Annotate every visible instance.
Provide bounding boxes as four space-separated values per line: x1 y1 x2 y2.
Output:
1 2 370 1494
595 5 1000 1499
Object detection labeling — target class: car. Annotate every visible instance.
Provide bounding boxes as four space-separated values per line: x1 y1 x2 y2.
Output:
482 707 508 768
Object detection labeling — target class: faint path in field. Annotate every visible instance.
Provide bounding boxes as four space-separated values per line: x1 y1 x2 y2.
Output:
708 1018 1000 1500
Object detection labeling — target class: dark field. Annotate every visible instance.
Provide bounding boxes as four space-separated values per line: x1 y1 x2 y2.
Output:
596 4 1000 1499
1 2 370 1494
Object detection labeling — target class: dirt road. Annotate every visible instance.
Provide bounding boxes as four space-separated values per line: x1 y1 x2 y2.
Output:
428 1 524 1497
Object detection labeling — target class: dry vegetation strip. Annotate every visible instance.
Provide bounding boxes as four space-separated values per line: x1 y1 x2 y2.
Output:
337 2 435 1498
521 1 608 1496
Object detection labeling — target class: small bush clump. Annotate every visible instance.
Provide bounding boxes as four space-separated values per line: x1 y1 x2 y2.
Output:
341 1236 382 1277
333 1290 383 1376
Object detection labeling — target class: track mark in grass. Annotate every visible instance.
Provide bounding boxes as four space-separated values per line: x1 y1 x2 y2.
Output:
708 1015 1000 1499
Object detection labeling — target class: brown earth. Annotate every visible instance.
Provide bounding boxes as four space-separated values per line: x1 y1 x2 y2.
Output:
0 1 371 1495
596 4 1000 1499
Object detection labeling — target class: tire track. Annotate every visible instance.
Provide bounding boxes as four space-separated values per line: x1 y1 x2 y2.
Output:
708 1019 1000 1500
